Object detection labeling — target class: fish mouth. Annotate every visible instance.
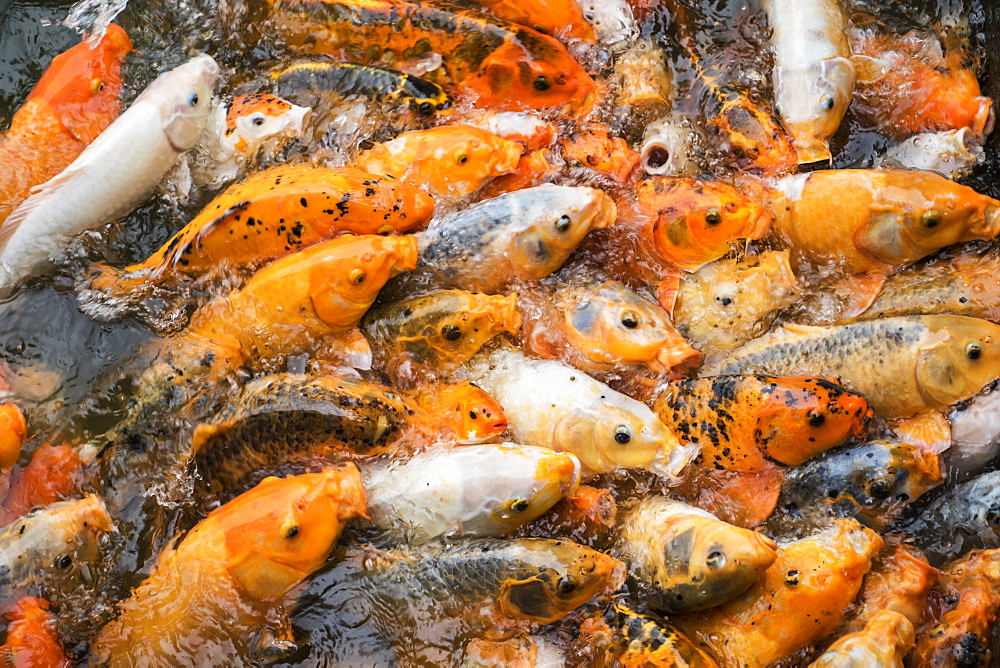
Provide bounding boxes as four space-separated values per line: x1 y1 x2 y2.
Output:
791 140 832 165
747 207 774 239
538 451 583 496
587 192 618 229
640 138 675 175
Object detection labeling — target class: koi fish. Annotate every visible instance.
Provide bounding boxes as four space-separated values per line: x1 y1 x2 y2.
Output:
558 127 640 184
946 385 1000 474
468 347 697 479
0 54 219 291
706 315 1000 418
91 466 367 666
613 496 777 612
388 184 616 295
607 38 674 143
0 444 82 527
83 164 432 308
764 0 855 163
904 471 1000 564
410 381 508 444
0 24 131 225
466 0 596 43
266 0 596 113
363 443 581 543
769 440 942 535
191 373 422 501
673 520 883 668
809 610 915 668
518 484 617 549
0 404 25 502
882 128 984 179
632 177 772 272
187 93 310 189
521 269 699 378
0 495 112 591
602 601 718 668
361 290 522 384
912 549 1000 667
639 112 707 178
851 29 994 140
457 110 557 151
0 597 70 668
579 0 638 50
473 149 563 200
353 125 523 200
671 250 800 354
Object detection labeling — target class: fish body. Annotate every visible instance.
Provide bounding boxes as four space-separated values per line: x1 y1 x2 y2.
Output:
767 170 1000 278
0 597 70 667
634 177 772 272
558 128 640 184
808 609 915 668
604 601 718 668
91 466 367 666
0 404 25 502
270 58 451 116
912 549 1000 667
191 373 421 500
853 543 936 628
770 441 942 534
522 271 698 377
0 495 112 591
673 519 883 668
706 316 1000 418
411 381 508 443
362 290 522 382
468 347 696 479
764 0 855 163
614 496 777 612
363 443 581 543
608 38 674 143
394 184 616 294
0 24 131 225
672 250 799 354
466 0 595 43
267 0 595 113
0 444 82 526
89 165 432 292
905 471 1000 563
343 538 622 627
0 54 219 290
946 386 1000 474
578 0 638 50
353 125 523 200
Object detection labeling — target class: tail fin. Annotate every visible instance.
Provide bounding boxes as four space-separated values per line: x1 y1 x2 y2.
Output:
75 264 191 333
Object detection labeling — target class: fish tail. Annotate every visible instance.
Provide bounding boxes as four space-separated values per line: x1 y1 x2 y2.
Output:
75 263 154 322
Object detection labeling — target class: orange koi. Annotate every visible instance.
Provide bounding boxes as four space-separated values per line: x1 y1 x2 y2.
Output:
353 125 523 199
266 0 596 113
674 519 883 668
0 404 26 502
854 542 937 629
0 597 70 668
467 0 596 42
0 443 82 528
91 466 367 665
559 128 640 184
412 381 508 444
0 25 131 225
631 177 772 272
517 484 617 549
475 149 561 200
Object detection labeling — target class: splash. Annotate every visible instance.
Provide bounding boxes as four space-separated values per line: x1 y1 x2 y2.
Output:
63 0 128 44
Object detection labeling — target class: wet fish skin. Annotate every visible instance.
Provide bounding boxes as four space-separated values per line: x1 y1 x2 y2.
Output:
191 373 422 501
808 609 915 668
604 601 718 667
0 597 71 667
904 471 1000 564
770 440 942 534
410 380 508 444
706 315 1000 418
614 496 777 613
0 495 113 591
0 54 219 290
363 443 581 544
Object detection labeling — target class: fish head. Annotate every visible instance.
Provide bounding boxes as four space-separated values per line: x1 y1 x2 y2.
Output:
309 235 419 331
224 465 366 601
484 445 581 532
652 515 777 611
509 186 617 279
756 377 873 466
224 93 309 154
411 125 523 198
915 317 1000 410
773 58 856 164
712 90 798 176
499 539 624 624
471 37 595 114
26 23 132 143
641 177 773 272
559 280 695 373
417 292 522 364
561 129 640 183
436 381 508 443
148 53 220 152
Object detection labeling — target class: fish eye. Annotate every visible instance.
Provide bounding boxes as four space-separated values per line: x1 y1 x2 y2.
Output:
442 324 462 341
285 525 300 539
807 410 825 427
468 410 478 420
250 113 266 126
867 478 892 500
784 570 800 586
613 425 632 444
89 77 104 95
55 554 72 569
534 76 551 91
555 215 572 232
349 269 366 284
457 154 469 165
967 343 983 360
510 499 530 513
921 211 941 229
929 623 948 639
189 93 199 106
706 551 726 569
417 101 435 116
820 96 835 111
621 311 639 329
705 209 722 226
556 576 577 594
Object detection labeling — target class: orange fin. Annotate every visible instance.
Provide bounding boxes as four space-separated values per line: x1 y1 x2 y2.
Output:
656 264 683 313
694 465 784 529
837 273 888 320
892 411 952 456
